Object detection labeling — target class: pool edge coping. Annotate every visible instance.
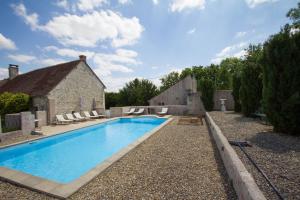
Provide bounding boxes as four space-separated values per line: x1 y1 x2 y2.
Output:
0 116 173 199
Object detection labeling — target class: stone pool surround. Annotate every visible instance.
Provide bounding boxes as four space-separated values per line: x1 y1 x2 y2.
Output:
0 116 173 199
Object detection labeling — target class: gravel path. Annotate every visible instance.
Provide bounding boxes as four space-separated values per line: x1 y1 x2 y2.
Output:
0 117 236 199
209 111 300 200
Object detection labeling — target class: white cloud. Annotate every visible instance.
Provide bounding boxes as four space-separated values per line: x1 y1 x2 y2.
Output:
0 68 8 80
55 0 69 10
211 42 248 64
235 31 247 38
8 54 36 63
77 0 107 11
38 58 66 66
152 0 159 5
100 76 136 92
11 3 39 30
170 0 205 12
0 33 17 50
12 3 144 48
187 28 196 34
44 46 95 59
245 0 278 8
93 49 139 76
118 0 132 4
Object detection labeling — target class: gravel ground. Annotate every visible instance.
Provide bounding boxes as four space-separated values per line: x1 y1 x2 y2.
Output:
209 111 300 200
0 117 236 200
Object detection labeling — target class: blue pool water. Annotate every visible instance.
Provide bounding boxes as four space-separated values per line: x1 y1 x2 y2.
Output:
0 117 166 183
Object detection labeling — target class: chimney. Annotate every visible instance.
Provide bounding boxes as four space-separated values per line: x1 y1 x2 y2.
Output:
8 64 19 80
79 55 86 62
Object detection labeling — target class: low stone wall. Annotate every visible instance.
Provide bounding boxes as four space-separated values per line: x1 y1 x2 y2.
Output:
36 111 47 128
109 105 190 117
205 112 266 200
213 90 234 111
5 113 21 130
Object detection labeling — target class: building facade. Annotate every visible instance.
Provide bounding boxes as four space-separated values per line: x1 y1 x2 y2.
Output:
0 55 106 123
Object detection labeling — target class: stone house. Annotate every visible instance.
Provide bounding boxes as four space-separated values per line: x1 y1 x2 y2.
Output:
0 55 106 124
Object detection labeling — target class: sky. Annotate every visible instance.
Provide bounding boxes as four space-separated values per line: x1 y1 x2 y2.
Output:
0 0 298 91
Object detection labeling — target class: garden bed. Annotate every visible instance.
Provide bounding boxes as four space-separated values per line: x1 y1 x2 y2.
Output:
210 111 300 200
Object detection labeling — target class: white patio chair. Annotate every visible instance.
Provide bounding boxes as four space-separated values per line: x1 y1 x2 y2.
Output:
66 113 80 122
74 112 88 121
92 110 105 118
157 107 168 115
56 115 72 124
83 111 98 119
133 108 144 115
123 108 135 115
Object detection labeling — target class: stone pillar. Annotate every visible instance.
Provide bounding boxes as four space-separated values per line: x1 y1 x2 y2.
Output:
36 111 47 127
48 99 56 124
21 112 35 135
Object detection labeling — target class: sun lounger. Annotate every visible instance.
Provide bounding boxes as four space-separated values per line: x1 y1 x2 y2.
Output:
124 108 135 115
92 110 105 118
56 115 72 124
83 111 98 119
157 107 168 115
133 108 144 115
66 113 81 122
74 112 88 120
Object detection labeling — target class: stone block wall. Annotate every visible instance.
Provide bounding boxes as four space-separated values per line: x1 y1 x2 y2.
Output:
20 112 35 134
36 111 47 127
149 75 197 106
47 62 105 123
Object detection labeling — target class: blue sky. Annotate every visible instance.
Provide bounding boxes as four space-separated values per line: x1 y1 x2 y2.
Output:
0 0 298 91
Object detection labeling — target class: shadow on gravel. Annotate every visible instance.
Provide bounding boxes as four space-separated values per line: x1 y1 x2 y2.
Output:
248 131 300 153
205 123 238 200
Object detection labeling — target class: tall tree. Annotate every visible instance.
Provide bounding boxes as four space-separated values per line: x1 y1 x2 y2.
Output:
240 44 263 116
262 5 300 134
160 71 180 91
118 78 158 106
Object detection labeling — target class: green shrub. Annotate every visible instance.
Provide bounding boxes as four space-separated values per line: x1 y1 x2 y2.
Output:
262 28 300 135
232 72 242 112
0 92 30 116
198 79 215 111
240 45 263 117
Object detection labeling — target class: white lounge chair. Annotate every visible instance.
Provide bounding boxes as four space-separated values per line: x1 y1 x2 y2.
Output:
74 112 88 121
83 111 98 119
133 108 144 115
92 110 105 118
124 108 135 115
157 107 168 115
56 115 72 124
66 113 80 122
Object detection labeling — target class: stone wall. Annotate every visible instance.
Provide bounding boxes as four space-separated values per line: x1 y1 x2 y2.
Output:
32 96 48 111
149 75 197 106
20 112 35 134
5 113 21 130
36 111 47 127
213 90 234 111
47 62 105 122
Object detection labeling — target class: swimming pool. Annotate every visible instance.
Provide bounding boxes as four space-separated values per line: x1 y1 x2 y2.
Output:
0 117 166 184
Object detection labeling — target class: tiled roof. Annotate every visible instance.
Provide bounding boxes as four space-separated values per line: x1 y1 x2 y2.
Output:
0 60 81 96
